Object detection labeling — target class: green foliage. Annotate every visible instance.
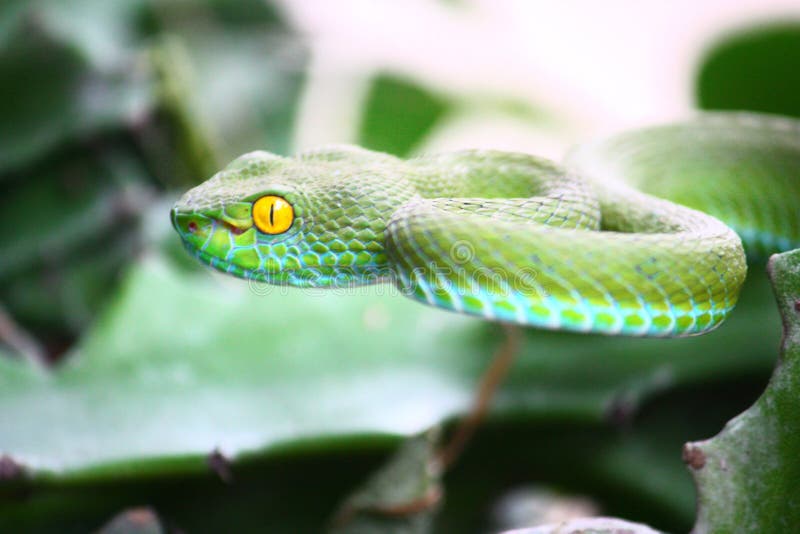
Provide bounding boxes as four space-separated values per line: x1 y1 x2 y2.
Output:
697 23 800 118
0 0 307 346
359 74 451 157
0 0 152 174
0 148 150 336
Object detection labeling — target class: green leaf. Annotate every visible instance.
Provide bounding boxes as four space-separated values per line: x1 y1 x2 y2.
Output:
0 354 761 532
686 248 800 532
198 0 287 27
180 30 308 160
696 23 800 118
0 146 152 338
144 1 309 162
359 74 452 157
0 148 150 280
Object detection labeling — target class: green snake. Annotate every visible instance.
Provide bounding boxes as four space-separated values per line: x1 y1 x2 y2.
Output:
171 112 800 337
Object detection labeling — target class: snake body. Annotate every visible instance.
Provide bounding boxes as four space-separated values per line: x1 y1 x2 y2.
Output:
171 112 800 337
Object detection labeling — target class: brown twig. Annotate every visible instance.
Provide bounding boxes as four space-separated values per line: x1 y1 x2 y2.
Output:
438 323 522 468
332 485 443 527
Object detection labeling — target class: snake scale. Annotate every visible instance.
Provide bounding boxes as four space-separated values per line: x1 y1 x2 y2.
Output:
171 112 800 337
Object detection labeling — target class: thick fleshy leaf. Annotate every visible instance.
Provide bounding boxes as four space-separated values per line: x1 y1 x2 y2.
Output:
686 248 800 532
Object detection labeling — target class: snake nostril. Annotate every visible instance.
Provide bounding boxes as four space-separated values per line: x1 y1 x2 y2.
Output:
188 221 198 233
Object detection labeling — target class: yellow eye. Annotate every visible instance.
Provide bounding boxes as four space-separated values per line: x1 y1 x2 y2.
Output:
252 195 294 234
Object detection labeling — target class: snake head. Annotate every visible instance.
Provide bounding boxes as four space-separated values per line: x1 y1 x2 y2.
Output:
171 146 416 287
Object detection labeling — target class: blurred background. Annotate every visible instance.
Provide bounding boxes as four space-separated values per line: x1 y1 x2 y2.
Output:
1 1 800 532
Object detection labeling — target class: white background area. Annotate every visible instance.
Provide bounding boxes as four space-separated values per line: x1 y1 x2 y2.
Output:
277 0 800 158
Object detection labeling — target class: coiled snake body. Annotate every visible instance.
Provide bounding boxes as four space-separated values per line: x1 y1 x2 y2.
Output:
171 112 800 337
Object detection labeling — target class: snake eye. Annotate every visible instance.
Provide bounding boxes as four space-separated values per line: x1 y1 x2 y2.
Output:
252 195 294 234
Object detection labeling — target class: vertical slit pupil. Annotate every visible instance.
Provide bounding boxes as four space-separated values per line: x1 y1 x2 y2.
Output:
269 202 275 227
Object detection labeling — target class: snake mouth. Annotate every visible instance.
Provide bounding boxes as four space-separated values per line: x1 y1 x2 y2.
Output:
171 205 251 234
218 219 247 235
171 207 301 284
